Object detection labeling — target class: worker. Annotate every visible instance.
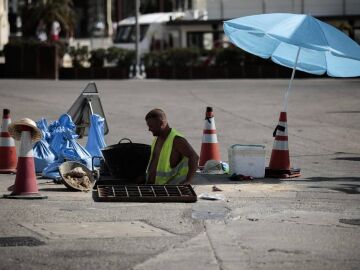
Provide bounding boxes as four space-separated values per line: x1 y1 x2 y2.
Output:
146 109 199 185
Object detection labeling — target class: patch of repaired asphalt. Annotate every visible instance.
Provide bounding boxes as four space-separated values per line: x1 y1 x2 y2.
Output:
21 221 174 240
192 201 229 220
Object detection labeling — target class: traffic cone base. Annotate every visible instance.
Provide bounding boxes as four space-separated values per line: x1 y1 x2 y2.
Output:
3 193 47 200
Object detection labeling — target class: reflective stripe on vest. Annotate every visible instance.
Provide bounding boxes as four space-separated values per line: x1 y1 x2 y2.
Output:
150 129 189 185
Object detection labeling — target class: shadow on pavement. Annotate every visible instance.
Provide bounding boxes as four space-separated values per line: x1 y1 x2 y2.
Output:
193 173 281 185
307 183 360 194
38 187 71 192
294 177 360 194
333 157 360 161
331 184 360 194
289 176 360 182
327 110 360 114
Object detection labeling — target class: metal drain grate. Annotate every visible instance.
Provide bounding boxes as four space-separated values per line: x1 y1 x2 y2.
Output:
93 185 197 202
0 237 45 247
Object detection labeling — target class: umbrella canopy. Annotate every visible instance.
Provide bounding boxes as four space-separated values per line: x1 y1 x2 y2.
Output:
224 13 360 110
224 13 360 77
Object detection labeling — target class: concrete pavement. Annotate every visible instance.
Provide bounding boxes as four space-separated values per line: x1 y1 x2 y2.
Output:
0 79 359 270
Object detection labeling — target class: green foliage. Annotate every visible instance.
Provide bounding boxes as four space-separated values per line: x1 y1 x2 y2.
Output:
4 39 66 59
165 48 200 67
144 48 200 68
214 47 246 67
69 45 89 68
118 50 135 68
143 51 167 67
146 47 263 68
105 47 135 68
71 46 262 69
105 47 121 63
90 48 106 68
21 0 75 38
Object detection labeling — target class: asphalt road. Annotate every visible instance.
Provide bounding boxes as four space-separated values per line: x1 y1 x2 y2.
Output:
0 79 359 270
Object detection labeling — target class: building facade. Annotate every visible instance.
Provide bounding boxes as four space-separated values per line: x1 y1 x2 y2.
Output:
3 0 360 46
1 0 9 48
205 0 360 42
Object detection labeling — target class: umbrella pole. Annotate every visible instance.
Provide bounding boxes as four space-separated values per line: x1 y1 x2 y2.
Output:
283 47 301 112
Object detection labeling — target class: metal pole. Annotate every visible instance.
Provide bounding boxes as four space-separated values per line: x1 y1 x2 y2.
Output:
220 0 224 19
106 0 113 36
262 0 266 14
134 0 142 79
301 0 304 13
283 47 301 112
87 99 94 115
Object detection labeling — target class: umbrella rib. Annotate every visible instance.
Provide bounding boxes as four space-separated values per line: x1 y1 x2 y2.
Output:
313 18 330 50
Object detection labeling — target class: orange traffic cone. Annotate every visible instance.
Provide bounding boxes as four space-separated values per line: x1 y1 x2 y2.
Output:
0 109 17 173
265 111 301 178
4 118 47 199
199 107 221 169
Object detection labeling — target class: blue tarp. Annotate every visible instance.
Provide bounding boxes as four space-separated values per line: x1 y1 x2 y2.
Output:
85 114 106 167
33 118 56 173
41 114 92 181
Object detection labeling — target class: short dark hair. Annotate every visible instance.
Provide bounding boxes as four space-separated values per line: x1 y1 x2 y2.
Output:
145 109 166 121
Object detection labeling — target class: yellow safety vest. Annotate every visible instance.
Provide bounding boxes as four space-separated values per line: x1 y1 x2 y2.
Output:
149 129 189 185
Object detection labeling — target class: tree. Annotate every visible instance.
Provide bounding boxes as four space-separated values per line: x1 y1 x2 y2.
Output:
22 0 76 39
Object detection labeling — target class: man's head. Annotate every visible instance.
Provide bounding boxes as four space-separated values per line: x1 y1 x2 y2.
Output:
145 109 169 137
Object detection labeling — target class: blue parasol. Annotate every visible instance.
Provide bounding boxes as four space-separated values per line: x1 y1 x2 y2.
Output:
224 13 360 111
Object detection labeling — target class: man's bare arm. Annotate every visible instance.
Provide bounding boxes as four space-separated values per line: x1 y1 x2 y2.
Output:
173 137 199 184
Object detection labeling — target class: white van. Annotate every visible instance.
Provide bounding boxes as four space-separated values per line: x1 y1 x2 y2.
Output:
113 12 185 54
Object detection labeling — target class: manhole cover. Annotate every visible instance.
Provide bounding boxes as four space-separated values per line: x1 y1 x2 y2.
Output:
93 184 197 202
339 219 360 226
0 237 45 247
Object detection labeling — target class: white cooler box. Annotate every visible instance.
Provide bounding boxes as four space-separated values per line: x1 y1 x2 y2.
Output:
228 144 266 178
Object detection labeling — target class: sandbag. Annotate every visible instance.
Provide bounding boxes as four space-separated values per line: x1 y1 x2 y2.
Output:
42 158 64 182
48 114 76 135
36 118 51 142
48 114 78 158
33 118 56 173
85 114 106 167
62 131 92 169
41 114 91 181
33 140 56 173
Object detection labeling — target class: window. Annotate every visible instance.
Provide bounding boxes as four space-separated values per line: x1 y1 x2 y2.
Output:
187 31 225 49
114 24 149 43
187 32 204 48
